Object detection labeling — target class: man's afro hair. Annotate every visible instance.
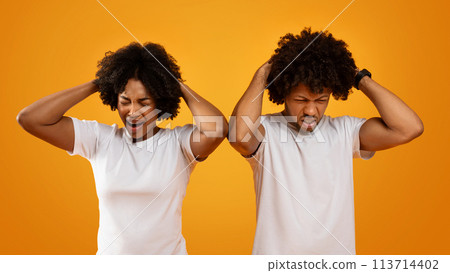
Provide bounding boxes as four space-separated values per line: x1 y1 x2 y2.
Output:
267 27 357 104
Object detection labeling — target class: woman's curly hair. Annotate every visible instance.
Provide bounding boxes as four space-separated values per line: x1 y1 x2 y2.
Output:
267 27 356 104
94 42 183 119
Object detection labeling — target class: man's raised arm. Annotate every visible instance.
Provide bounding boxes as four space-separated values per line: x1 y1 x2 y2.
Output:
358 72 424 151
229 61 271 156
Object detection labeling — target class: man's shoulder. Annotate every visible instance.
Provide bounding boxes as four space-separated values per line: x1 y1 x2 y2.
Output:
324 115 367 134
260 112 283 124
326 115 365 125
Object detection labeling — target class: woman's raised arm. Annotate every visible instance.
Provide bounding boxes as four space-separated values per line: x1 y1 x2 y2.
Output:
16 80 98 153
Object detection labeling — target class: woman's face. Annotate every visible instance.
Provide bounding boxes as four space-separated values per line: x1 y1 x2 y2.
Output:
117 78 158 141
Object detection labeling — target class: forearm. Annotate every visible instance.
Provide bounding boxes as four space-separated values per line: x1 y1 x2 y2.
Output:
181 84 228 137
232 71 265 118
231 69 266 140
18 80 98 126
359 76 423 137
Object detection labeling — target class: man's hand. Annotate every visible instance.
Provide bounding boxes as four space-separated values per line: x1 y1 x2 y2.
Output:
256 60 273 84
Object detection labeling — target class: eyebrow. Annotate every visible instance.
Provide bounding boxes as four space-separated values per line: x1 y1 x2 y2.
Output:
119 95 151 101
296 95 329 100
317 95 330 99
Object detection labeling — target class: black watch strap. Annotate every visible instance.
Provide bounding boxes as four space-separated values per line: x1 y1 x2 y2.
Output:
354 68 372 90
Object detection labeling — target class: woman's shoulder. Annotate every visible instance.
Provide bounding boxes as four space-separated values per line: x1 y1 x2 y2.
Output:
163 124 194 133
69 116 120 139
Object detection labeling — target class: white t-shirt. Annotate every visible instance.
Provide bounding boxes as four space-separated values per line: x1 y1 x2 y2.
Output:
66 117 198 254
246 113 375 255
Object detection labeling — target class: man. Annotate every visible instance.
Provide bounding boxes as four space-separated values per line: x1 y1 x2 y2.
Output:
229 28 423 254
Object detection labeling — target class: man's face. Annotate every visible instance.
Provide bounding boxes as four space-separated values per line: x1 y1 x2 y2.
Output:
117 78 158 141
283 83 331 132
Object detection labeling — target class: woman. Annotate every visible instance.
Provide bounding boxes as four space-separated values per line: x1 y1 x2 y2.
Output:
16 42 228 254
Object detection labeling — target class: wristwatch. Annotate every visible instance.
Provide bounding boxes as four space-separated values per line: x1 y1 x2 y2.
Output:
354 69 372 90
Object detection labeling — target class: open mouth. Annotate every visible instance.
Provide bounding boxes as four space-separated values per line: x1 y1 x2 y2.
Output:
126 120 146 134
300 116 317 130
127 121 145 127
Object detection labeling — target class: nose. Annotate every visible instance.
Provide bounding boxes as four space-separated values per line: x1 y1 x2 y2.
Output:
303 101 317 116
128 103 143 119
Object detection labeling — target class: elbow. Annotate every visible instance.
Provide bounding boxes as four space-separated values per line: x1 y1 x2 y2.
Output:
214 118 229 141
197 119 229 144
228 139 244 153
16 108 31 130
229 141 255 156
209 120 229 141
220 119 229 139
228 133 254 155
16 111 23 126
415 120 425 138
209 128 228 146
398 120 424 144
17 108 40 133
409 119 424 140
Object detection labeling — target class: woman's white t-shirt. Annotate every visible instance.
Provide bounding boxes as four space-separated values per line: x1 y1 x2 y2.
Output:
246 113 375 255
66 117 198 254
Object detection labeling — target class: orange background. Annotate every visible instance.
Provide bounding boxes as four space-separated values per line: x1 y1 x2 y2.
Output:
1 0 449 254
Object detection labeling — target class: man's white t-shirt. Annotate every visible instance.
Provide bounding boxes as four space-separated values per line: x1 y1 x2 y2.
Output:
246 113 375 255
66 117 198 254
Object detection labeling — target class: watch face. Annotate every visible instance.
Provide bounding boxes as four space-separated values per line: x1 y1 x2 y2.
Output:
362 69 371 77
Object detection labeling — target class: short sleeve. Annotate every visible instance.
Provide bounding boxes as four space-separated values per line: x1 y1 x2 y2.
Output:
175 124 200 163
243 115 269 166
349 117 375 160
66 117 115 161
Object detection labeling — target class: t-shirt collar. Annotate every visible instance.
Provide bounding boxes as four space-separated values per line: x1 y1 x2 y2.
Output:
122 127 163 148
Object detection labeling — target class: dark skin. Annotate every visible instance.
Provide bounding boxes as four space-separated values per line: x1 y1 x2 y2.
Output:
17 79 229 160
229 61 424 156
16 80 98 153
117 78 160 143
